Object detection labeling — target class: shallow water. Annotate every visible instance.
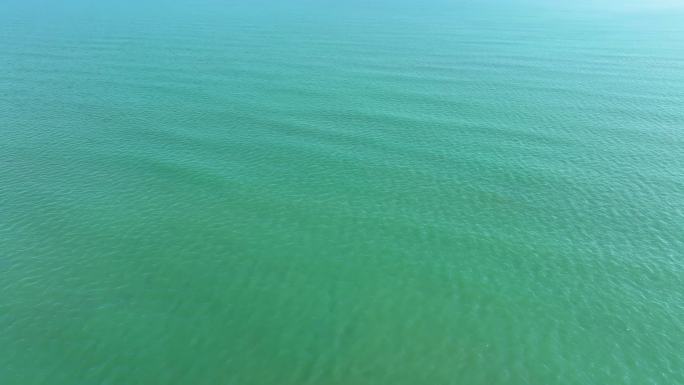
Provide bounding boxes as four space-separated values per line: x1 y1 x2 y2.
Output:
1 1 683 384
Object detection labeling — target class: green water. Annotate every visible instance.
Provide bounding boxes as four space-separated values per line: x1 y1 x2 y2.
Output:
1 0 683 384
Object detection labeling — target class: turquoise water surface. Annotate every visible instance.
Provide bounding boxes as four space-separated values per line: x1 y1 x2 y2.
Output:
1 1 683 384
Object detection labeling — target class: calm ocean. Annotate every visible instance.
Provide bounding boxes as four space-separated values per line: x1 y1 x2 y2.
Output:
1 0 683 384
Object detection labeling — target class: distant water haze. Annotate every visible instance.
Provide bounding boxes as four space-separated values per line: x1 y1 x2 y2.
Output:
1 1 683 384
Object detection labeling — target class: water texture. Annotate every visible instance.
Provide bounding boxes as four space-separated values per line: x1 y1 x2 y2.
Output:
1 1 683 384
